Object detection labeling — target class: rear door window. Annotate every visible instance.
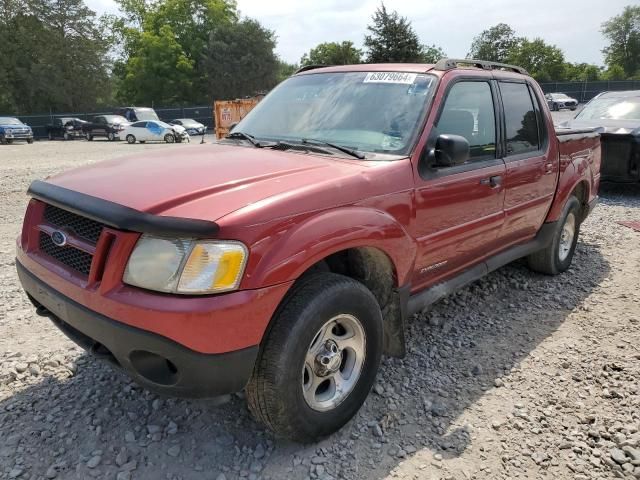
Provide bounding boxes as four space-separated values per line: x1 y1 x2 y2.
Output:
500 82 540 156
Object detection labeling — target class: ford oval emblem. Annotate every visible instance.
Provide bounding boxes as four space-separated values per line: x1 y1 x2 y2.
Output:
51 230 67 247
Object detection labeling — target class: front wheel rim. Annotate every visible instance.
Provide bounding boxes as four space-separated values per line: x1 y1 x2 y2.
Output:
302 314 366 412
559 212 576 262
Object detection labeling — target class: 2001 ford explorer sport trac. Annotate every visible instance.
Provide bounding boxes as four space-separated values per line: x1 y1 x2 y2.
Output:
17 59 601 442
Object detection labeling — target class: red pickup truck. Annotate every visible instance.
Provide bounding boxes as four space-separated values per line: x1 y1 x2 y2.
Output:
17 59 600 442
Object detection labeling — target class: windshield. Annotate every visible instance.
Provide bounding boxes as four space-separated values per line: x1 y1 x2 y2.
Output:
0 117 23 125
136 109 159 121
234 72 436 156
576 95 640 121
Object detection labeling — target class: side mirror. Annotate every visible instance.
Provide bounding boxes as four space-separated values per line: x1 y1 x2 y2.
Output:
428 134 470 168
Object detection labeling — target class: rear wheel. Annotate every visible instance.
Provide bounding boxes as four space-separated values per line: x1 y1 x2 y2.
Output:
126 134 136 144
527 196 581 275
164 133 175 143
246 273 383 442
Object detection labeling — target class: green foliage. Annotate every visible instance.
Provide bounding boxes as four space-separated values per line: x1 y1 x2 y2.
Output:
421 44 446 63
114 0 279 104
364 4 426 63
300 41 362 67
0 0 112 113
506 38 566 82
467 23 521 62
201 18 279 100
602 64 627 81
564 63 602 81
118 25 195 105
276 60 298 82
601 5 640 78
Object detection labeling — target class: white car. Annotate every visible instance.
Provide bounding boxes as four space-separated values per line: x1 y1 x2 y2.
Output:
122 120 189 144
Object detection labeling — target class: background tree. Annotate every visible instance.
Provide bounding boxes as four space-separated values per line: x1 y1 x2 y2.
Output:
421 44 446 63
602 64 627 81
201 18 279 101
467 23 521 62
276 60 298 82
564 63 602 81
506 38 566 82
364 4 424 62
0 0 111 113
300 41 362 66
601 5 640 78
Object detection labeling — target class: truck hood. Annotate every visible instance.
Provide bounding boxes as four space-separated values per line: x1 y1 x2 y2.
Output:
44 143 397 223
563 118 640 136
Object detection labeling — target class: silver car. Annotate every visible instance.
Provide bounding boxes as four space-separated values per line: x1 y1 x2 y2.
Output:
545 93 578 111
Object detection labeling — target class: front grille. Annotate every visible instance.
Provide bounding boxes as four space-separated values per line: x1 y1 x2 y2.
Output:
43 204 104 244
39 232 93 275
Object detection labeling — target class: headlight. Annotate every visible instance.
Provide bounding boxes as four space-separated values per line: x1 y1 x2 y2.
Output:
123 235 248 294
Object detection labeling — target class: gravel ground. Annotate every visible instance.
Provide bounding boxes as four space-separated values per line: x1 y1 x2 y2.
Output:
1 129 639 480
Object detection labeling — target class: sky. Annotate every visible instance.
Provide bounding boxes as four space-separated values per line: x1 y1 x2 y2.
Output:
86 0 630 66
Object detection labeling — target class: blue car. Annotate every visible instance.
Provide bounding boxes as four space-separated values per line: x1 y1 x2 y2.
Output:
0 117 34 144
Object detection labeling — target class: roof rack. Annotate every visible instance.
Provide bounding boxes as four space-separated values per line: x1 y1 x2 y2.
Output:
433 58 528 75
295 64 328 74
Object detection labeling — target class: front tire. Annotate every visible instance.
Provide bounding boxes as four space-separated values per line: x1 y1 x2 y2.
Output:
552 103 559 111
527 196 581 275
107 132 115 141
27 138 33 144
63 132 70 141
246 273 383 442
126 134 136 144
164 133 175 143
48 132 53 141
86 132 93 141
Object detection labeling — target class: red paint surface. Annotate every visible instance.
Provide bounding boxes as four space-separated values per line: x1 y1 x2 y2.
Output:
18 64 601 354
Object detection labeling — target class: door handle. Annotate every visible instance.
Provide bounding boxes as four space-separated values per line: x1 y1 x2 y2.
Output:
480 175 502 188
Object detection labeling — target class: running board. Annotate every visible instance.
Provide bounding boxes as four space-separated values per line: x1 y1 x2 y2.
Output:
407 221 557 316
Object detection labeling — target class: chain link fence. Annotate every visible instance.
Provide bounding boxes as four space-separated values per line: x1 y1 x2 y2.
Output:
4 80 640 138
539 80 640 103
1 105 214 139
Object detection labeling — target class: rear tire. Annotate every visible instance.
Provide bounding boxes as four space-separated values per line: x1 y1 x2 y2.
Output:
126 134 136 144
246 273 383 443
527 196 581 275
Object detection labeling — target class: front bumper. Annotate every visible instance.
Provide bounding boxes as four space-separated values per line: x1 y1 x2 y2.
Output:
17 261 259 397
2 131 33 140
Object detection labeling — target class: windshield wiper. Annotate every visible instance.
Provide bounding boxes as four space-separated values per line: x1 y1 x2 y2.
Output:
225 131 263 148
301 138 365 159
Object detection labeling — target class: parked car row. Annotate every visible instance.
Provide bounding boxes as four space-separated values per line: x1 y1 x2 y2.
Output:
1 106 208 145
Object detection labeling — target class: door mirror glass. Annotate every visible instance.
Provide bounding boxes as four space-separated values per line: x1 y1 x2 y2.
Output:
431 134 470 167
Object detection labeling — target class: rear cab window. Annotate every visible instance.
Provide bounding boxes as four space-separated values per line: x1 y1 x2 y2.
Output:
499 82 545 157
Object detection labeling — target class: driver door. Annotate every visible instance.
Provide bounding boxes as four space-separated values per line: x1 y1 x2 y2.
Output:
412 78 506 291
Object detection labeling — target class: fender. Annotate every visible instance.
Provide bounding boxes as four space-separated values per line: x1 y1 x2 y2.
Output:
545 137 599 222
246 206 417 289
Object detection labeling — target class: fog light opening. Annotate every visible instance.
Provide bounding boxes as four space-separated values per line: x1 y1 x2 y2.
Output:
129 350 179 386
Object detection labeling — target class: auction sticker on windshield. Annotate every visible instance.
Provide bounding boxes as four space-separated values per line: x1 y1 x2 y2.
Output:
363 72 418 84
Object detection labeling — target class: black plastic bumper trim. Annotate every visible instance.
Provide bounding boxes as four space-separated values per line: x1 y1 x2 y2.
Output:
17 261 257 398
28 180 219 237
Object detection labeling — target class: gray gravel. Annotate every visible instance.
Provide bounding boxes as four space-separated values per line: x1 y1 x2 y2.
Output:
1 132 639 479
